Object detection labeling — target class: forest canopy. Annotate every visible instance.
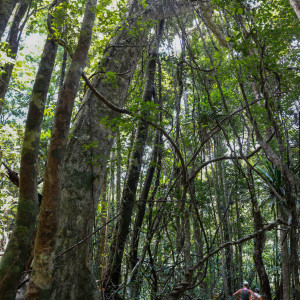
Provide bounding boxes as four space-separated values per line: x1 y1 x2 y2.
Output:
0 0 299 299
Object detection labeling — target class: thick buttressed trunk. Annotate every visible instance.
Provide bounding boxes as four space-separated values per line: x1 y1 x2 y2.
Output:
26 0 97 298
0 0 30 115
0 0 19 39
104 20 163 296
51 1 151 299
0 3 59 298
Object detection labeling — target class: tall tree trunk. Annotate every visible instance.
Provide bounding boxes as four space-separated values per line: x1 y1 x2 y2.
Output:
116 127 121 212
0 0 30 115
221 161 234 295
278 205 290 300
104 20 163 295
211 166 229 299
0 0 19 39
128 128 162 297
0 2 59 298
245 170 272 300
26 0 97 298
50 2 189 299
98 169 108 293
286 184 300 299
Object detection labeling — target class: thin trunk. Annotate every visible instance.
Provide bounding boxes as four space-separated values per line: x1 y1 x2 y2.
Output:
0 3 59 298
129 129 161 297
104 20 162 294
116 127 121 212
0 0 19 39
221 161 234 295
289 0 300 19
59 47 68 92
98 169 108 293
26 1 97 298
286 184 300 299
278 205 290 300
235 193 243 290
246 170 272 300
210 147 229 299
0 0 30 115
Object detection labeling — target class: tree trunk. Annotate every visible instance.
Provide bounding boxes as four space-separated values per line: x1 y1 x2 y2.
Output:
0 0 30 115
278 205 290 300
128 128 161 297
104 20 162 295
289 0 300 19
26 0 97 298
50 2 152 299
49 2 190 299
0 0 19 39
98 169 108 293
0 3 59 298
247 171 272 300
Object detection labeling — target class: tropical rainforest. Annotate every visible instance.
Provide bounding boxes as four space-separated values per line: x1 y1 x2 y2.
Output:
0 0 299 299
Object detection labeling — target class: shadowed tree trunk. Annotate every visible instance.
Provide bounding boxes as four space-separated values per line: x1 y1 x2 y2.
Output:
0 0 19 39
103 20 163 297
0 2 60 298
278 205 290 300
0 0 30 115
26 0 97 298
243 169 272 300
128 128 162 297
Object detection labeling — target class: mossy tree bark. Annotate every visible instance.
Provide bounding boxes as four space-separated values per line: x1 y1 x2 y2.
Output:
26 0 97 298
0 2 60 298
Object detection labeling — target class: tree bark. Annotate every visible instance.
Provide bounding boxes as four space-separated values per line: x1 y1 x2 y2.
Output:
49 1 194 299
0 0 30 115
246 170 272 300
26 0 97 298
128 128 162 297
104 20 162 295
0 3 59 298
289 0 300 19
51 1 151 299
278 205 290 300
0 0 19 39
98 169 108 292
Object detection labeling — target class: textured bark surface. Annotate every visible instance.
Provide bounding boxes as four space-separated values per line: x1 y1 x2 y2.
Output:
0 0 30 115
247 173 272 300
0 0 19 39
51 1 149 299
278 207 290 300
129 129 161 282
103 19 162 295
0 5 59 299
50 1 210 299
26 0 97 298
